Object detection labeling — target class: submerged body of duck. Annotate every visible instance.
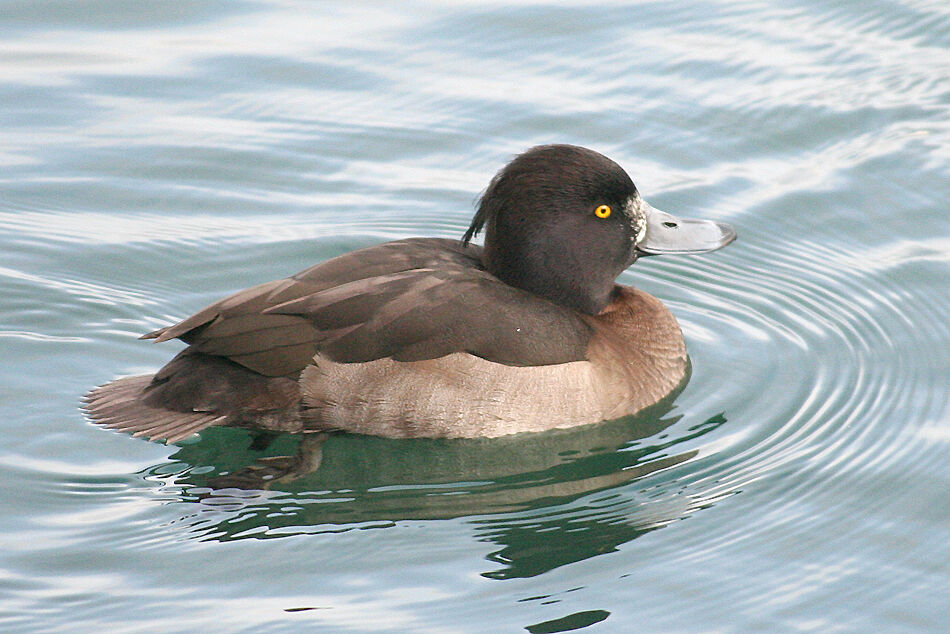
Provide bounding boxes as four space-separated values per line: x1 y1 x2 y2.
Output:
84 144 735 441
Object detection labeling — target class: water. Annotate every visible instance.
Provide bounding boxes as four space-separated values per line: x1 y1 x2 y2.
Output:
1 1 948 631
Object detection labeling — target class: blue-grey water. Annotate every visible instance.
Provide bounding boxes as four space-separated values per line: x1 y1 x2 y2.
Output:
2 1 948 631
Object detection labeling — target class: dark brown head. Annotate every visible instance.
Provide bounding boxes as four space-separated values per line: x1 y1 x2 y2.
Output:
462 144 736 315
463 145 642 314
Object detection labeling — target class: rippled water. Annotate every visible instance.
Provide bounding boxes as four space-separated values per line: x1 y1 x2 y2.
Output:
2 1 948 631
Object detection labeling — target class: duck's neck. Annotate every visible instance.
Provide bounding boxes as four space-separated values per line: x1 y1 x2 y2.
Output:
482 243 615 315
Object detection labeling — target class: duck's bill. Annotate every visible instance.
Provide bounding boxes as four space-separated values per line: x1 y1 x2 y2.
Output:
636 202 737 256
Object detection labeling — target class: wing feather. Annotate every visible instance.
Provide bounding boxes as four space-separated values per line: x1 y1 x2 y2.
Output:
141 238 592 377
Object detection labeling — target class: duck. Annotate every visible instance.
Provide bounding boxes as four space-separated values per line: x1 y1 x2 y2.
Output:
83 144 736 442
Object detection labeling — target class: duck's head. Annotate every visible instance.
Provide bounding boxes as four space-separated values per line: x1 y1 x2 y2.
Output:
462 144 736 315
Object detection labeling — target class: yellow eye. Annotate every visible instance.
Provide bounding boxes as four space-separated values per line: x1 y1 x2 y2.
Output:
594 204 612 219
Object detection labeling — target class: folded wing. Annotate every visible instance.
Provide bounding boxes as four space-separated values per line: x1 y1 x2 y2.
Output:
143 238 593 377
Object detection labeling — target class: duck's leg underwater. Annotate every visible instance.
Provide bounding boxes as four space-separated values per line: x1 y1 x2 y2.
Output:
206 432 330 490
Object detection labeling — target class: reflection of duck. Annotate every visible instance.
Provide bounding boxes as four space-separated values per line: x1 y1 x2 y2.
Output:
197 386 692 496
161 405 728 579
84 145 735 441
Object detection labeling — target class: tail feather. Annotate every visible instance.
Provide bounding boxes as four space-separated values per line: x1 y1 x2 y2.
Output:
82 375 224 444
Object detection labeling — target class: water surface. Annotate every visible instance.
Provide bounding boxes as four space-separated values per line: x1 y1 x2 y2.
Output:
1 1 948 631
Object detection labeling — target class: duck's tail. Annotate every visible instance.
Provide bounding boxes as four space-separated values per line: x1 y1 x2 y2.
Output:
82 375 225 444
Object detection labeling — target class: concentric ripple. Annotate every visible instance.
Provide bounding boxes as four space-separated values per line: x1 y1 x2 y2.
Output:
613 218 950 614
61 198 945 604
100 207 946 607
